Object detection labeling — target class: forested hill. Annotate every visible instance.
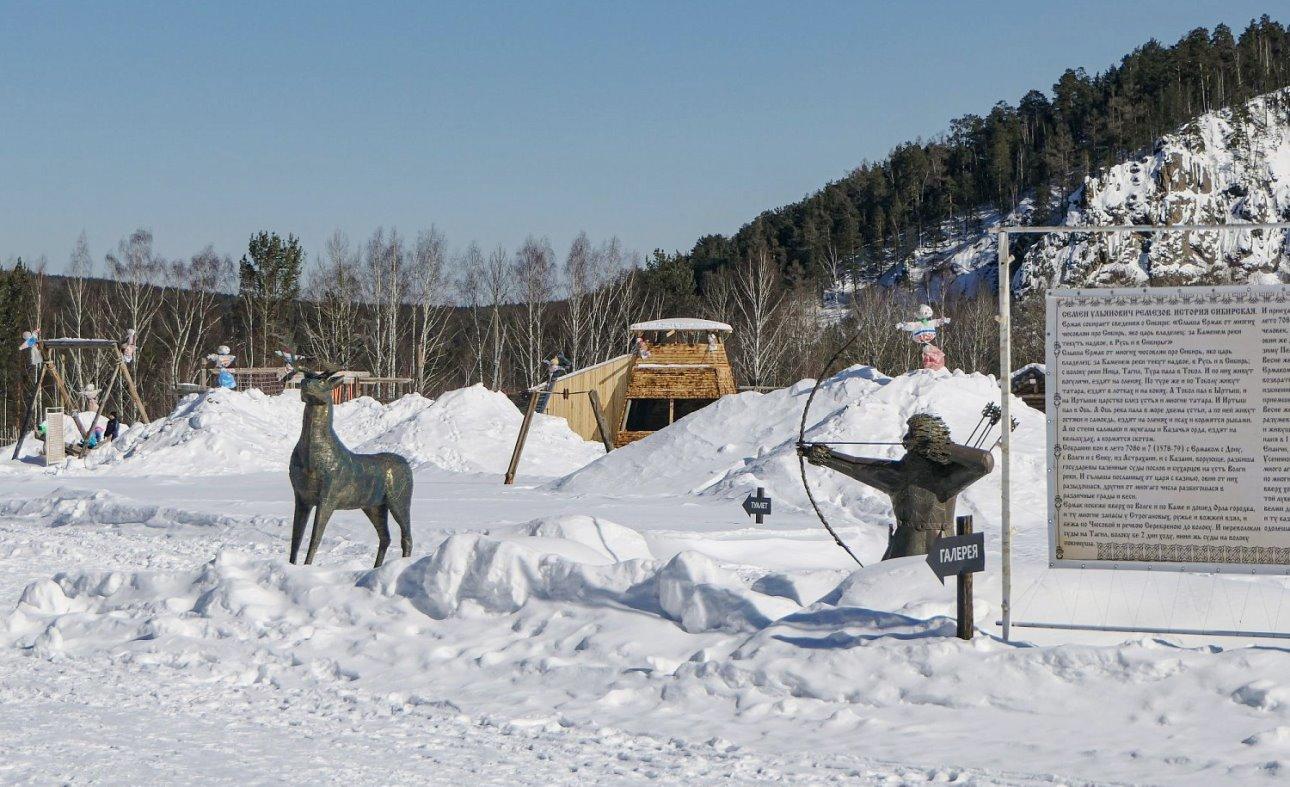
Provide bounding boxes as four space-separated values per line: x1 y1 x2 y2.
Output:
669 16 1290 288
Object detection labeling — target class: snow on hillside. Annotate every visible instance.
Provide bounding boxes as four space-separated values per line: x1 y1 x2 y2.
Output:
16 385 602 478
834 88 1290 299
1020 87 1290 289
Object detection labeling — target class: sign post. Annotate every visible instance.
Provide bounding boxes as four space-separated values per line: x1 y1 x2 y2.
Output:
926 515 985 640
742 488 772 524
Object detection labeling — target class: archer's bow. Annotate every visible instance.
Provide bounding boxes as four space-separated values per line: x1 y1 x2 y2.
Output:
797 332 864 567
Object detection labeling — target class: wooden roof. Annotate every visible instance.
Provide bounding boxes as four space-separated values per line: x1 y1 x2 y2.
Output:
629 318 732 333
41 338 119 349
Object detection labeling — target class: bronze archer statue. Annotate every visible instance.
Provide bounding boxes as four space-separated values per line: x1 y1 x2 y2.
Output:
797 413 993 560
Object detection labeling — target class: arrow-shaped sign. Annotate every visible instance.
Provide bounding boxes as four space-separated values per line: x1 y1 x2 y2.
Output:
926 531 985 584
742 487 772 523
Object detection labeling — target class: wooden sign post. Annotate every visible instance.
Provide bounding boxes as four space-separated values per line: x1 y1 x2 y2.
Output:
926 514 984 640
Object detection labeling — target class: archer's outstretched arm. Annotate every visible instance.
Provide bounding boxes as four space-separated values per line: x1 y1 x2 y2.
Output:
940 443 995 492
799 444 903 495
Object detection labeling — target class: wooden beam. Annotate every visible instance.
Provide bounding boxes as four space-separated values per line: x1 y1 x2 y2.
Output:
11 362 48 460
587 389 614 453
957 515 974 641
504 392 539 485
45 355 89 441
119 356 149 422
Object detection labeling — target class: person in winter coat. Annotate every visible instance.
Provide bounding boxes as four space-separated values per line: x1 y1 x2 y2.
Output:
104 411 120 442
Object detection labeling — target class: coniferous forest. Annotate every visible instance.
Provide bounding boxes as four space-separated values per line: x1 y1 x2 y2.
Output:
1 17 1287 431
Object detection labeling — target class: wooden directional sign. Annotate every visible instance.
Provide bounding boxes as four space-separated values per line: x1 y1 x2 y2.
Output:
926 531 985 584
742 487 772 523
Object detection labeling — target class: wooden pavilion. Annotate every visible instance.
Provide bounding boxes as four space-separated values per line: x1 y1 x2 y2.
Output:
505 318 738 483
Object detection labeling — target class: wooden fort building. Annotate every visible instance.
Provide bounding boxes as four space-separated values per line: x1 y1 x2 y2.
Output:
506 318 737 481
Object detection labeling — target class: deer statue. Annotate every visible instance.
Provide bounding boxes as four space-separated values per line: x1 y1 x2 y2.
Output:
289 365 413 567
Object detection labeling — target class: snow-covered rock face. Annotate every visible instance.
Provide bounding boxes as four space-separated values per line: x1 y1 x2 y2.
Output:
1020 88 1290 290
840 88 1290 299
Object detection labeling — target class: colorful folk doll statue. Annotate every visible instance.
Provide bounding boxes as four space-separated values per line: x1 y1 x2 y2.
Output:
206 345 237 389
275 348 306 381
896 304 951 371
18 330 41 366
81 383 101 412
121 328 138 365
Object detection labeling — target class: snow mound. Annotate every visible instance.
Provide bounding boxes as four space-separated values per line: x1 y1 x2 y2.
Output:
0 486 240 529
46 385 600 477
374 531 795 633
14 546 1290 785
555 366 1045 561
551 365 890 496
355 385 603 476
488 515 655 564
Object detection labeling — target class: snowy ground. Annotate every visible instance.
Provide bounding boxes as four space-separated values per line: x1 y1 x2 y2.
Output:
2 374 1288 784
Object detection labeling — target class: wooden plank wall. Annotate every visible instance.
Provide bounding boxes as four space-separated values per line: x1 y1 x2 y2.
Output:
538 354 633 442
627 341 737 398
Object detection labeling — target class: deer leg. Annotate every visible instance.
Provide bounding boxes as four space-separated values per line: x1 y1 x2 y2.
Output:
289 496 311 564
303 502 335 566
363 505 391 568
389 495 412 558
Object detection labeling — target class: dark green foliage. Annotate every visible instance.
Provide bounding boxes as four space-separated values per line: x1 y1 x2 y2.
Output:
677 18 1290 289
239 232 304 365
640 249 701 315
0 261 36 430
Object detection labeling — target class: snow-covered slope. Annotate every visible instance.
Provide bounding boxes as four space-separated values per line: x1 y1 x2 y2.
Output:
838 88 1290 298
1020 87 1290 289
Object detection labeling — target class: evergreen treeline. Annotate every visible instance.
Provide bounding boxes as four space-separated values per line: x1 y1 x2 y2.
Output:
664 17 1290 287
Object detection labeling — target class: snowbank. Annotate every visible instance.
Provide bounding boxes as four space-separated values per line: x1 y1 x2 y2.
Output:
354 386 603 476
10 528 1290 783
550 365 890 497
30 385 601 477
554 366 1046 562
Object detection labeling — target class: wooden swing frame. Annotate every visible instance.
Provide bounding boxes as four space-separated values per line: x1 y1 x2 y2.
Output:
11 338 149 460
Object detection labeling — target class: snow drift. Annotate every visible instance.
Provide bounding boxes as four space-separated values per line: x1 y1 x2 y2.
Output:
554 366 1047 562
38 385 602 477
9 523 1290 783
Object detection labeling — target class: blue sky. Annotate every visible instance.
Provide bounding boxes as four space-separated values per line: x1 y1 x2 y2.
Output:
1 1 1280 271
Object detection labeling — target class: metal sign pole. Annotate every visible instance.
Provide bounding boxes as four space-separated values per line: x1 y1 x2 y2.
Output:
997 229 1012 643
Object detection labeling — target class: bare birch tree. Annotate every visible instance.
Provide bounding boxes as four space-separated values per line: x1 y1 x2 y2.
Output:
362 228 408 379
511 235 555 386
63 232 95 389
408 227 451 393
103 229 163 365
562 232 593 368
729 251 789 386
157 247 233 387
303 231 363 370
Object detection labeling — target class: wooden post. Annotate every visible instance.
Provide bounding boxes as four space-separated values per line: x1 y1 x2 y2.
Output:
587 390 614 452
956 514 974 641
84 359 123 443
45 354 90 442
118 354 149 422
504 391 540 485
11 361 48 460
